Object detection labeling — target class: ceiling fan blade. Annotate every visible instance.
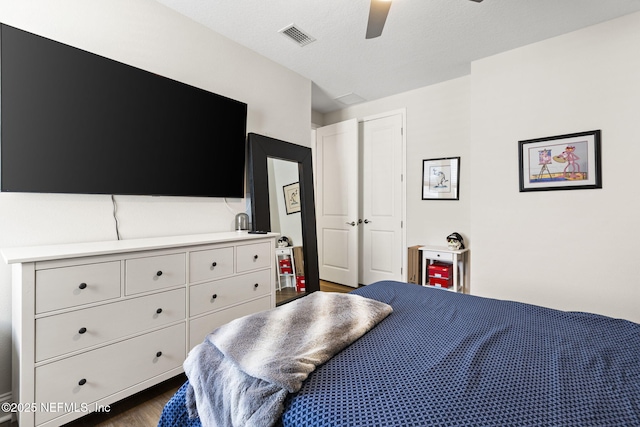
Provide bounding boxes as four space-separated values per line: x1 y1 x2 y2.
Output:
366 0 392 39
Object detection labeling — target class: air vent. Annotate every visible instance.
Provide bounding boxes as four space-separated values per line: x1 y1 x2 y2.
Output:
334 93 367 105
279 24 316 47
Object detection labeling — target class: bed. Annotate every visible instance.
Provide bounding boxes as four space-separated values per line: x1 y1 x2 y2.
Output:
159 280 640 426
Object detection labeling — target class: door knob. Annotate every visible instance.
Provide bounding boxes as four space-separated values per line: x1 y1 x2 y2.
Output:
364 219 372 224
345 221 356 226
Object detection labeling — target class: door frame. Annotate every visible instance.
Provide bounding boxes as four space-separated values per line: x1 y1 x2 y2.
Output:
312 109 407 283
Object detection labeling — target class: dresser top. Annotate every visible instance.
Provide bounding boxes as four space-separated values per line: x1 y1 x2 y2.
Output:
1 231 279 264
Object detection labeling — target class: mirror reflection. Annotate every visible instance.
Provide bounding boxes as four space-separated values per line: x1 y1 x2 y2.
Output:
247 132 320 306
268 158 307 304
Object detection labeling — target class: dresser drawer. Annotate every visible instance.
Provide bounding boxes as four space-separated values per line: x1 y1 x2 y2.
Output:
125 253 186 295
189 246 234 283
189 269 271 317
236 242 272 273
421 250 454 263
35 323 185 425
36 289 185 361
35 261 121 314
189 296 271 349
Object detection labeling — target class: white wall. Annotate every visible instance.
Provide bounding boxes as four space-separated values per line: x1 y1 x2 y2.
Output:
324 11 640 325
469 11 640 322
324 77 471 249
0 0 311 396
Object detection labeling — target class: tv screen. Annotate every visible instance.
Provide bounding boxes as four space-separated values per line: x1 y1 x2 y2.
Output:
0 24 247 198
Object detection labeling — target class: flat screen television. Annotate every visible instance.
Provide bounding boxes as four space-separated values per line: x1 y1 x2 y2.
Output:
0 24 247 198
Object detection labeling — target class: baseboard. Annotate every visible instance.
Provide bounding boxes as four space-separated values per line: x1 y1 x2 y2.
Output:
0 391 13 424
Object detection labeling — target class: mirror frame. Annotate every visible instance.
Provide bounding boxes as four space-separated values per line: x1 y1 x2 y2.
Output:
247 133 320 296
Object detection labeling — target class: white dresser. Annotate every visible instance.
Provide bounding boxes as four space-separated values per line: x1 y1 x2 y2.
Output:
2 232 277 427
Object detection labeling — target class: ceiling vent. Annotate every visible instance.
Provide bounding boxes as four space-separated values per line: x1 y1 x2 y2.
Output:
334 93 367 105
279 24 316 47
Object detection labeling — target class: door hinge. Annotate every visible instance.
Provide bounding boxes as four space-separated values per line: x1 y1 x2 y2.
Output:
401 220 403 228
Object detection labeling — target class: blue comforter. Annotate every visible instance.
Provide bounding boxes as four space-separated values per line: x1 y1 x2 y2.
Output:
159 281 640 426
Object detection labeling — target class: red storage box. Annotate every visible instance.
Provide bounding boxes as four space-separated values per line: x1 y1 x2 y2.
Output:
429 277 452 288
279 258 291 267
280 266 293 274
296 276 306 292
428 263 451 279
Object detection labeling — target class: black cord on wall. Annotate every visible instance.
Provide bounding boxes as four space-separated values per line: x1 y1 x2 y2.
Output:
111 195 121 240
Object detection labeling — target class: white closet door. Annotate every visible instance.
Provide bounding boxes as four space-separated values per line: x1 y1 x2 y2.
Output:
315 119 359 287
360 113 404 285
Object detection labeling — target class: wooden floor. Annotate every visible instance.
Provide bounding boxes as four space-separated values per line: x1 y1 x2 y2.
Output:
276 279 354 304
319 280 358 293
7 280 354 427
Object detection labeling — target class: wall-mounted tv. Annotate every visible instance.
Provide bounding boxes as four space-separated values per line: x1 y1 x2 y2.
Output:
0 24 247 198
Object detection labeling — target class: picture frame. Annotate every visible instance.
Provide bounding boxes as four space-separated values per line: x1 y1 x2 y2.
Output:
518 130 602 192
422 157 460 200
283 182 301 214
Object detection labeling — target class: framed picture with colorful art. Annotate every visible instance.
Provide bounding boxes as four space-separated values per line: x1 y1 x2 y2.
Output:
422 157 460 200
518 130 602 192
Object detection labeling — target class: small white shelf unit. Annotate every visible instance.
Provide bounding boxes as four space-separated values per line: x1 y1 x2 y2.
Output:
275 247 297 291
419 245 469 293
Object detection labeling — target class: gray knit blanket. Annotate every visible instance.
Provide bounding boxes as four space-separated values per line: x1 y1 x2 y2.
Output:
183 291 393 427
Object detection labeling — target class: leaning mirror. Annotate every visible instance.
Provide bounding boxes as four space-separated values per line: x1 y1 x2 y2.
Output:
247 133 320 305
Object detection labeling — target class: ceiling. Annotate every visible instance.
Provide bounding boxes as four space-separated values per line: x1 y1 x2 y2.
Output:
154 0 640 114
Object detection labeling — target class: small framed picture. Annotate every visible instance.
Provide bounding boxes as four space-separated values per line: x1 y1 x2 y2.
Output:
283 182 301 214
518 130 602 192
422 157 460 200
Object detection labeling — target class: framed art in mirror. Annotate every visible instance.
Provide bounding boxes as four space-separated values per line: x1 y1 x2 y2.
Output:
283 182 301 214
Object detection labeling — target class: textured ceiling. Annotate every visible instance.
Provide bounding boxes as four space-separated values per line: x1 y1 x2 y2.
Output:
154 0 640 113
